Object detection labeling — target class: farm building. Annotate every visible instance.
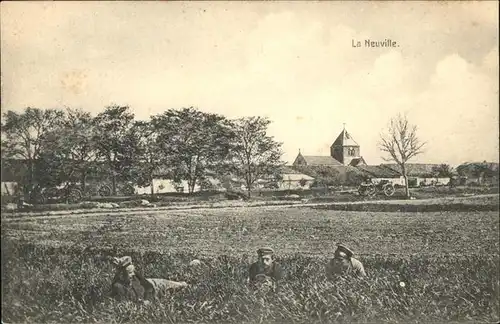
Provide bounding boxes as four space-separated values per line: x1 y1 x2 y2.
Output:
293 127 367 167
379 164 452 186
456 162 499 185
279 166 315 189
134 179 202 195
134 166 228 194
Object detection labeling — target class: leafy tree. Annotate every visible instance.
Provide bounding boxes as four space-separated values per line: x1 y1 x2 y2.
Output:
131 120 164 195
431 164 454 178
227 117 284 197
38 108 98 192
153 107 233 194
379 113 426 198
294 165 342 187
345 169 365 186
1 107 65 192
93 105 137 195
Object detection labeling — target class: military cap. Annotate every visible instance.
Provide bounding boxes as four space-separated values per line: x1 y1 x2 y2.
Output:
257 247 274 256
112 256 133 268
335 244 354 258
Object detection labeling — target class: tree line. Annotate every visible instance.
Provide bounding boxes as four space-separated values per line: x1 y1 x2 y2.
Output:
1 106 284 197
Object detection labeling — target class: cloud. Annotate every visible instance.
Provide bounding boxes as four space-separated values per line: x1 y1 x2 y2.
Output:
1 2 498 166
482 47 499 78
408 54 498 164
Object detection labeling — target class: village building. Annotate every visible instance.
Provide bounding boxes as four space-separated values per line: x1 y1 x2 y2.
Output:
293 127 367 167
2 126 497 198
379 164 452 187
289 126 467 187
278 166 315 190
455 162 499 185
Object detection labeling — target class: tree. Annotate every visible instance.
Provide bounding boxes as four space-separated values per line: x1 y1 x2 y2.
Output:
295 165 342 187
345 169 365 186
432 164 454 178
153 107 233 194
1 107 65 193
93 105 137 195
378 113 426 198
227 117 284 197
38 108 98 192
131 120 164 195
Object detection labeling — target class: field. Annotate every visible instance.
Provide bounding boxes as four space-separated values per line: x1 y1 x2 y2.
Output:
2 198 500 323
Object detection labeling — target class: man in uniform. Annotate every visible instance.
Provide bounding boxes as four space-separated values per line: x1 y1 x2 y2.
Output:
325 244 366 279
110 256 152 302
248 247 284 290
110 255 188 302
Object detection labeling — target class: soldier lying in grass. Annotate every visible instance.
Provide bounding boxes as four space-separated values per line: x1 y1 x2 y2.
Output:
248 247 284 292
110 256 188 302
325 244 366 280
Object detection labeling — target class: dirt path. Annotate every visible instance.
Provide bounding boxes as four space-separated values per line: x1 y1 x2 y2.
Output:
2 193 498 223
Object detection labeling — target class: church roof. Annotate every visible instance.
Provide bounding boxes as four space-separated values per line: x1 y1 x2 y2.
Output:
301 155 342 166
331 129 359 147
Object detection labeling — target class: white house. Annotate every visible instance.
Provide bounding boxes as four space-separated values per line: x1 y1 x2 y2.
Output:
280 173 315 190
134 179 202 195
380 164 451 187
278 166 315 189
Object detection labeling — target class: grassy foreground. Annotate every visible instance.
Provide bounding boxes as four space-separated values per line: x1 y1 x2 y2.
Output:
2 207 499 323
2 241 499 324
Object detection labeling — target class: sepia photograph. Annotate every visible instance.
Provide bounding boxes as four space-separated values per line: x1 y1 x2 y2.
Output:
1 1 499 323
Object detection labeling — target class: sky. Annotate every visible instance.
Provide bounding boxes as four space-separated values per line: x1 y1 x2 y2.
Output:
1 1 498 166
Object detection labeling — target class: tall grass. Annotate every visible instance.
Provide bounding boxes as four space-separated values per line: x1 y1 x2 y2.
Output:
2 240 499 323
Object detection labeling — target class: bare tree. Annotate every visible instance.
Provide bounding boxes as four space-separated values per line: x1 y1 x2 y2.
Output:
378 113 426 198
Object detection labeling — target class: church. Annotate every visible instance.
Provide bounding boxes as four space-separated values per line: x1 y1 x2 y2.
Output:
289 126 454 188
292 126 367 167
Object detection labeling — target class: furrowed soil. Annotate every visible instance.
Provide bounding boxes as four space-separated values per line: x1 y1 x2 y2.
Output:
2 205 499 323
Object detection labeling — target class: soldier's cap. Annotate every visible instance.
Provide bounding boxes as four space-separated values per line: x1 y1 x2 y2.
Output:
112 256 133 268
335 244 354 258
124 264 136 275
257 247 274 256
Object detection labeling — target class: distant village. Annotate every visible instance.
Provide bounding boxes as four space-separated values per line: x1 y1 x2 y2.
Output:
268 127 498 192
2 126 497 196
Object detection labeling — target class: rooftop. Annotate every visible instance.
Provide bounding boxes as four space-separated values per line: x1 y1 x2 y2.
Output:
331 129 359 147
300 155 342 166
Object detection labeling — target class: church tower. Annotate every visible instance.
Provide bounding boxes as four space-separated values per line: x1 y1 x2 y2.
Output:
330 125 363 166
